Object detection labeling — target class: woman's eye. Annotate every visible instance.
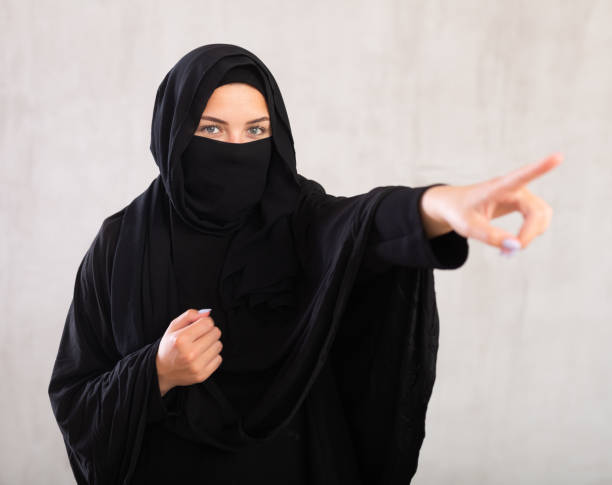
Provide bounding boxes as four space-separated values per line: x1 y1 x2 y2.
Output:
248 126 266 135
198 124 268 136
200 124 220 134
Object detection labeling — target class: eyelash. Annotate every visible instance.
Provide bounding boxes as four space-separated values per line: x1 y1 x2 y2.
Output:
199 124 268 136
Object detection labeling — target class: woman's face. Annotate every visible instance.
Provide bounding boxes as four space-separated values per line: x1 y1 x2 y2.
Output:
195 82 272 144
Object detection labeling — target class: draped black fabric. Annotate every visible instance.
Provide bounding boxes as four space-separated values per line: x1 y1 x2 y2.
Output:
48 43 469 484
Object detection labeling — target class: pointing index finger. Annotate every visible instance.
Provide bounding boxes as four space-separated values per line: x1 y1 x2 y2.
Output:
489 153 563 194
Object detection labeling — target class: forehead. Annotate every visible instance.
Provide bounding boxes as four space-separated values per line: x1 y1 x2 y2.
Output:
204 83 269 113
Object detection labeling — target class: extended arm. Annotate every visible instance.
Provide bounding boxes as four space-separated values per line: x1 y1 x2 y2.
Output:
358 184 469 278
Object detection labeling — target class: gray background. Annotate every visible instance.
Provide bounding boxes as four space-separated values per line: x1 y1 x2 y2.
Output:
1 0 611 483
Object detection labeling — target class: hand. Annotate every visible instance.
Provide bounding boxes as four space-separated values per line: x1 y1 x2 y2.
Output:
155 308 223 397
419 153 563 255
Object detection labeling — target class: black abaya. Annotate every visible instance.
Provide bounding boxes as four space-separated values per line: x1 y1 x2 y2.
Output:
53 182 466 484
48 43 469 485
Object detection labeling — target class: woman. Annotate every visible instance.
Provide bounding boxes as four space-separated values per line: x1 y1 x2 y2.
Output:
48 43 560 484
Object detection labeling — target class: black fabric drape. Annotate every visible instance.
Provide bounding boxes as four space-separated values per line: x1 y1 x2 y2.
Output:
48 43 469 484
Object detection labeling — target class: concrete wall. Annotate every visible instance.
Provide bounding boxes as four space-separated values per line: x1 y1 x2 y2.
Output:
1 0 610 483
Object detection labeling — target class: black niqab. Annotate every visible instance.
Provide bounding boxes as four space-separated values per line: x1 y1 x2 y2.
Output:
181 135 272 223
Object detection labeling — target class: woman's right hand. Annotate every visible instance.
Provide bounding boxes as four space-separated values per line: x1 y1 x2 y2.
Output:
155 308 223 397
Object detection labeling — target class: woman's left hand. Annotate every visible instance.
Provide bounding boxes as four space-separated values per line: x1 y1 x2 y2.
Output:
419 153 563 255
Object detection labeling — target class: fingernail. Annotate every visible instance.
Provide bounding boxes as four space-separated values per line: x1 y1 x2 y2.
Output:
198 308 211 314
501 238 522 250
499 248 518 257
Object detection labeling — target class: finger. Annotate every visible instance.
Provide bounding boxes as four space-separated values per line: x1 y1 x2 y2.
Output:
193 324 222 351
177 325 221 365
176 315 216 342
169 308 210 331
487 153 563 195
515 193 553 248
195 354 223 383
465 212 522 250
193 339 223 374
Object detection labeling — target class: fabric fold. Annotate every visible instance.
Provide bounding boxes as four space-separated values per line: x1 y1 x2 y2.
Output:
360 183 469 277
47 222 166 484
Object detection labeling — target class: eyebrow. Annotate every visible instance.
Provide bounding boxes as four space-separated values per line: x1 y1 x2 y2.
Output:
200 115 270 125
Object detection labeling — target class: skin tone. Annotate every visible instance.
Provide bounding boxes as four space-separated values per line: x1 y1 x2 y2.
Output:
419 154 562 256
155 83 562 396
194 82 272 143
157 309 220 397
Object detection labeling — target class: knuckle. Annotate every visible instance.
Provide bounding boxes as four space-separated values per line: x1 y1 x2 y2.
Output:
169 334 180 348
190 363 202 377
173 335 185 348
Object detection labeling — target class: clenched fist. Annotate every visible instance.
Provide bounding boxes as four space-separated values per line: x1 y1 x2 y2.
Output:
155 308 223 397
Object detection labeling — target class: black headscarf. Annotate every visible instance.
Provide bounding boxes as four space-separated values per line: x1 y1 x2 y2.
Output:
148 45 302 316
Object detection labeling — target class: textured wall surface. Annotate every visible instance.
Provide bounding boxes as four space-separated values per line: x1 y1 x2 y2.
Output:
1 1 611 483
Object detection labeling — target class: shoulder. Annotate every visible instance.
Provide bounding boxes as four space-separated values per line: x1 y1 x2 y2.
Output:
296 175 326 203
97 207 126 249
80 207 127 282
294 175 346 216
82 177 161 280
89 207 126 255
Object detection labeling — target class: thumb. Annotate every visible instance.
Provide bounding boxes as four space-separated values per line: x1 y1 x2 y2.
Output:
169 308 211 331
467 213 522 252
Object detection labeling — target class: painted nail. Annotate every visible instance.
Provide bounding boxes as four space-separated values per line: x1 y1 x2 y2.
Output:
198 308 211 314
501 238 522 251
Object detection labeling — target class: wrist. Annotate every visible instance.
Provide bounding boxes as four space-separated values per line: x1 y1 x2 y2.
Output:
419 185 453 238
155 354 173 397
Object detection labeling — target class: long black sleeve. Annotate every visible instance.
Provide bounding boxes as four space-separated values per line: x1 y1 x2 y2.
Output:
359 184 469 277
48 215 167 484
146 362 183 424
